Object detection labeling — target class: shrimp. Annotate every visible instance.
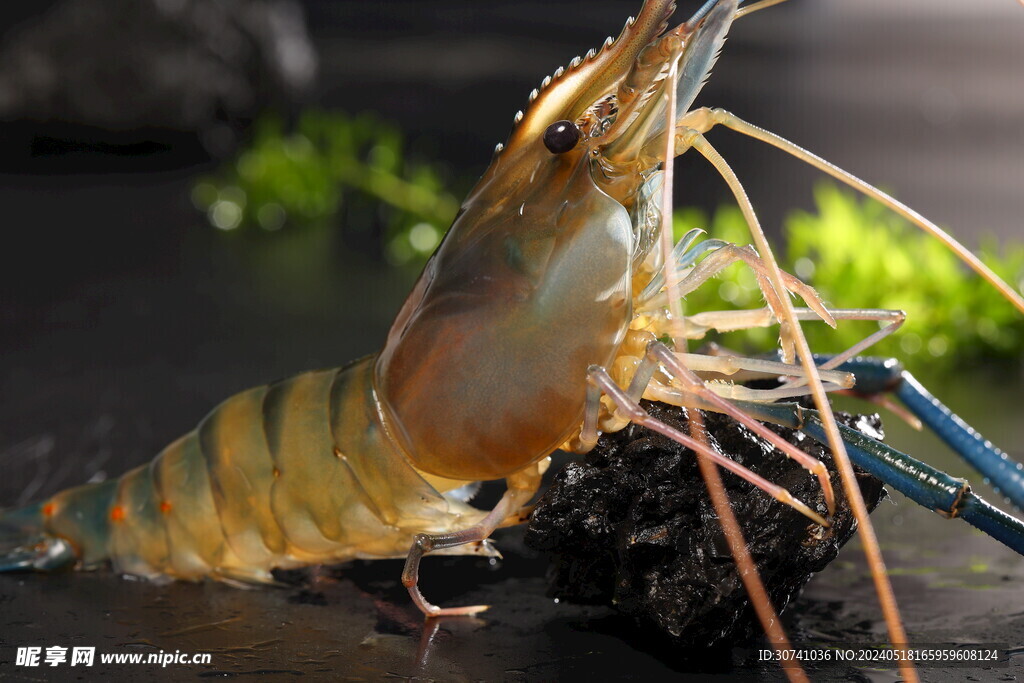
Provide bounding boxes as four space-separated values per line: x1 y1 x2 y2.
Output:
2 1 1023 681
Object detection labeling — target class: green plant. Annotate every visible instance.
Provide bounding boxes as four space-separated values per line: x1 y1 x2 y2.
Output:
679 184 1024 374
191 111 461 266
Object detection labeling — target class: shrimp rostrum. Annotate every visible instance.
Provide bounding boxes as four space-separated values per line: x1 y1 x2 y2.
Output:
3 1 1024 679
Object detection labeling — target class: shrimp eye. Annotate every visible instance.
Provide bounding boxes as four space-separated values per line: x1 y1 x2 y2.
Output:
543 120 580 154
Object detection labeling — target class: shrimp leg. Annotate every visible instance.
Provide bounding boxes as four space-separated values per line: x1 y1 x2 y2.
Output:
675 126 917 681
582 365 829 527
672 243 837 331
685 308 905 380
402 464 544 617
649 341 839 515
582 362 815 679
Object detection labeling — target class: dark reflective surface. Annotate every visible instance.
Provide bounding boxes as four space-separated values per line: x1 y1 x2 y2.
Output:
1 491 1022 680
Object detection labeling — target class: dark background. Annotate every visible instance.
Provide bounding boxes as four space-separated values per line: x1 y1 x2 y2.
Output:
0 0 1022 679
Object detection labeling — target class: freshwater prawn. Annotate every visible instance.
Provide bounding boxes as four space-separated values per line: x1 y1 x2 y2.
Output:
3 2 1024 682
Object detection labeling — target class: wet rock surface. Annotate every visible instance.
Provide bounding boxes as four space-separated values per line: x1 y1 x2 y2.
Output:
525 401 887 648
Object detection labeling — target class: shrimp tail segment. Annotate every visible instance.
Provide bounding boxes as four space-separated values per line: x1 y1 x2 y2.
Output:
0 484 114 572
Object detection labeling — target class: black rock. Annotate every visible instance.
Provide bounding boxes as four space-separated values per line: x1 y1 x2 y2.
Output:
525 401 886 648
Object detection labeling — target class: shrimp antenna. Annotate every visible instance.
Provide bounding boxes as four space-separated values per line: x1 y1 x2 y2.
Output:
736 0 790 19
686 0 788 30
686 0 728 30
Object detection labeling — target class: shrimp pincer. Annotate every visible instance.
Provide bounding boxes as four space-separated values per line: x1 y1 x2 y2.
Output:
3 2 1024 681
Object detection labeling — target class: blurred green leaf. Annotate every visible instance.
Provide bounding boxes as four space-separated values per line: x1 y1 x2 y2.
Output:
192 110 461 267
681 183 1024 375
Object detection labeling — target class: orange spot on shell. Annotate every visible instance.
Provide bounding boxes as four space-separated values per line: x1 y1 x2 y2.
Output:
41 502 55 518
159 501 172 514
273 467 281 478
110 505 125 522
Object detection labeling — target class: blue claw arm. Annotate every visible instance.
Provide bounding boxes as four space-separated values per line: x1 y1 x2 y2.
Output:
826 356 1024 512
739 400 1024 556
894 372 1024 511
803 414 1024 556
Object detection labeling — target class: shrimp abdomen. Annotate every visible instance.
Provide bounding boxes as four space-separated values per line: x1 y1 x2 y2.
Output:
2 356 491 580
